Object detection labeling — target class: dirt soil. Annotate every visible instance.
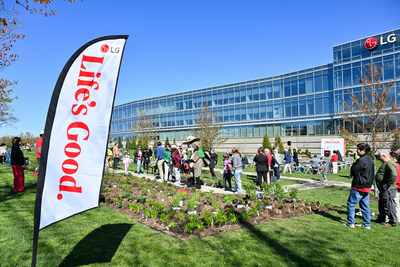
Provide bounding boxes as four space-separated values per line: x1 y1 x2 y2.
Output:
101 172 340 240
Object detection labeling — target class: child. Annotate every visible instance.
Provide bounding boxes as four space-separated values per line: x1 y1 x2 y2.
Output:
321 161 329 181
122 152 132 175
223 154 232 190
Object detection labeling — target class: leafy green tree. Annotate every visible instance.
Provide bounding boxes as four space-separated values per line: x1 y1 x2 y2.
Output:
275 134 284 153
262 133 273 151
130 138 137 150
118 137 122 149
165 137 170 147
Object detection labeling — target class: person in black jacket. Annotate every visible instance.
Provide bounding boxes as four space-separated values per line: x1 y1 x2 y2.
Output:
344 143 374 229
209 150 218 185
253 147 269 188
11 137 26 192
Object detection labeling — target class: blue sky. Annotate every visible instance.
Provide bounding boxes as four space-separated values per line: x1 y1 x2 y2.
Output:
1 0 400 137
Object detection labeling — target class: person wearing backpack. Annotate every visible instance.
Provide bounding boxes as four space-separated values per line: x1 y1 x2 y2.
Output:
11 137 26 192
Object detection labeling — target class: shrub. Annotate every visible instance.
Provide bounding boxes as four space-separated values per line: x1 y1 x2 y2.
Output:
244 183 257 201
289 188 298 200
275 184 286 202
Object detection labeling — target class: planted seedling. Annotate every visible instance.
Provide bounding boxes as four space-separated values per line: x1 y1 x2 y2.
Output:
177 212 185 221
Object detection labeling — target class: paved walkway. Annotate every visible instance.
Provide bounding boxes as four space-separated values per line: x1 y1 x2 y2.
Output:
108 166 354 194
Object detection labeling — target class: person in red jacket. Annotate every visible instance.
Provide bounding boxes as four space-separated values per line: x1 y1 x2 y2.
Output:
36 131 44 164
331 150 338 174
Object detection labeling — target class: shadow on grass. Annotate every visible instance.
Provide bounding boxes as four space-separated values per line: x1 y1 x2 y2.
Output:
0 181 37 203
314 209 347 223
239 220 312 265
60 223 133 266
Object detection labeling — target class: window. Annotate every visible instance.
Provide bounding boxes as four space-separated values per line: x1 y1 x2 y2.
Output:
253 87 259 101
299 79 306 95
260 86 266 100
267 85 273 99
306 77 313 94
307 99 314 115
273 84 281 98
343 67 352 87
299 101 306 116
291 81 298 96
284 82 291 97
314 75 323 92
292 102 298 117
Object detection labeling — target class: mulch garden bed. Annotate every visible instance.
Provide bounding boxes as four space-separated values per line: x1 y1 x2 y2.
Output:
101 172 340 240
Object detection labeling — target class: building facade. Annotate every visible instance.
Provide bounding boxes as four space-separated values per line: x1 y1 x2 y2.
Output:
111 29 400 141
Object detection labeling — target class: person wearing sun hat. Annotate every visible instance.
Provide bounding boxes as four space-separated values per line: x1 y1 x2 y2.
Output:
183 136 203 189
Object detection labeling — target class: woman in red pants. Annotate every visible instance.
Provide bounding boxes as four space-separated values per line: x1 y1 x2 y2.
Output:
11 137 25 192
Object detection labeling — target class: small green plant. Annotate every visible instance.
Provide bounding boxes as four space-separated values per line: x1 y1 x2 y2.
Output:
143 207 151 217
147 199 154 206
122 192 131 198
129 203 142 212
262 183 274 197
241 210 251 220
244 183 257 201
168 221 179 229
177 212 185 221
127 195 136 201
204 211 214 227
184 222 196 234
275 183 286 202
211 199 221 211
150 209 159 218
215 210 228 225
103 188 111 192
196 221 205 231
289 188 298 200
226 209 239 224
160 213 168 224
166 208 174 219
189 215 198 223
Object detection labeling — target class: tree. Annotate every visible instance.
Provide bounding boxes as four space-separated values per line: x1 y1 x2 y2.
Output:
1 1 82 125
275 134 284 153
165 137 170 147
129 108 158 150
118 137 122 149
130 137 137 150
336 62 400 155
262 133 272 151
191 104 227 151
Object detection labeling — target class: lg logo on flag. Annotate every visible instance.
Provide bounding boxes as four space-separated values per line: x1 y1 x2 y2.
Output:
100 44 121 54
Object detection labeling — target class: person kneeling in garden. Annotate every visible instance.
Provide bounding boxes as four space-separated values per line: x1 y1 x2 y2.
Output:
344 143 374 229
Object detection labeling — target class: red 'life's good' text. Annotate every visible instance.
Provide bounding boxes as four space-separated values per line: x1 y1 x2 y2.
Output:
57 55 104 200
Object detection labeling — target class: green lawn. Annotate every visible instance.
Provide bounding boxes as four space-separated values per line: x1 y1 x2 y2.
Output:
1 153 400 266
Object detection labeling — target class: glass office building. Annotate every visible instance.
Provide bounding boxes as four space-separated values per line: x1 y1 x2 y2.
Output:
111 29 400 141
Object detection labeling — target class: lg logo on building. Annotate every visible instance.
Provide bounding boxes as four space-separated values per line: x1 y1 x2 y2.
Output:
99 44 121 55
364 34 397 51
